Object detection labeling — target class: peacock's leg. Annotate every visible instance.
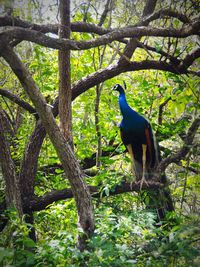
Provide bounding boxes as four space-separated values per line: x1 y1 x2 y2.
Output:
140 144 148 190
127 144 136 189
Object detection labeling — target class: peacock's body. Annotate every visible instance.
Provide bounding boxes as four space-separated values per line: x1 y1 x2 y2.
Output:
114 84 158 183
114 84 174 219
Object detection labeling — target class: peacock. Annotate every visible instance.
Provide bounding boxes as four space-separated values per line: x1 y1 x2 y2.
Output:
113 83 159 186
113 83 174 219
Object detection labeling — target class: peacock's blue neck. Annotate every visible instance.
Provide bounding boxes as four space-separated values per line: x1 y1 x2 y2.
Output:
118 91 146 132
118 91 136 118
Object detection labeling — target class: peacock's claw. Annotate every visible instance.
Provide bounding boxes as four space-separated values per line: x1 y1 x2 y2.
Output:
140 175 148 190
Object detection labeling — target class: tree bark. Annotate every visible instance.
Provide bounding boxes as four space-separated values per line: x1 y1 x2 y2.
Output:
19 121 45 205
1 19 199 51
58 0 73 144
0 107 23 217
0 43 94 250
30 181 165 212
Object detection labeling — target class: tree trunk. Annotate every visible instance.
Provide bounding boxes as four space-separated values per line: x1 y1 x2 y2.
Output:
58 0 73 146
0 43 94 250
0 107 23 217
19 120 46 241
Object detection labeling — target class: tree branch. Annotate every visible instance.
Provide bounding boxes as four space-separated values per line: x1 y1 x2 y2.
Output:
0 108 23 216
72 59 196 98
140 8 190 25
50 57 200 118
175 161 199 175
156 117 200 175
0 7 190 37
2 52 192 123
98 0 112 27
0 15 109 35
0 42 94 238
29 180 164 212
158 97 172 125
142 0 157 18
58 0 72 142
1 20 199 51
19 121 46 204
25 116 200 213
137 41 181 64
0 88 37 116
180 47 200 69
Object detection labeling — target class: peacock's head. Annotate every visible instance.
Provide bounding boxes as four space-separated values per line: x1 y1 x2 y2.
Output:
113 84 125 94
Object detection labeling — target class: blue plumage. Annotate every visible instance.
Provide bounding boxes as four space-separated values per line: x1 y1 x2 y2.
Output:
113 84 174 219
119 91 148 133
114 84 158 183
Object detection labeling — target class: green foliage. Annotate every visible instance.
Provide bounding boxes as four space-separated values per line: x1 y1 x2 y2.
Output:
1 207 199 266
1 1 199 266
1 44 199 265
1 42 199 265
0 209 36 267
34 200 77 239
29 45 58 98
